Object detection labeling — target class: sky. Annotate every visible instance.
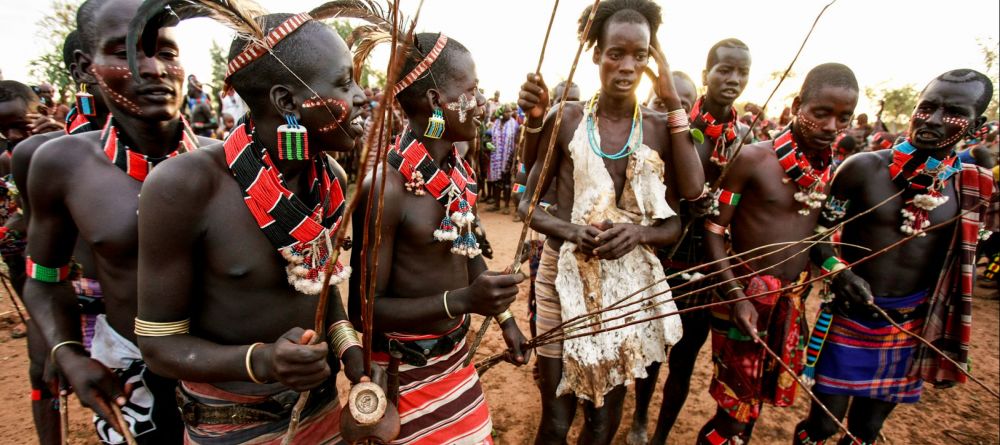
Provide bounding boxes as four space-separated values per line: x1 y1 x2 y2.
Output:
1 0 998 118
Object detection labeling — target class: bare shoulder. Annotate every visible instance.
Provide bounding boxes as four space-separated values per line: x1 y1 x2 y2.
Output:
32 131 103 176
12 131 63 166
142 142 226 204
546 101 585 129
732 139 776 167
360 161 405 202
838 150 889 178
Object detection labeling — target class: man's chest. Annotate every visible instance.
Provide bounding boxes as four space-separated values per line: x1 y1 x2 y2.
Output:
66 164 142 259
201 178 308 286
855 174 961 230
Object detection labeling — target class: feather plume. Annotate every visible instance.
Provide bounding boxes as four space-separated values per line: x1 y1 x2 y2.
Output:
327 1 415 83
310 1 411 42
127 0 268 77
347 25 393 80
309 0 390 29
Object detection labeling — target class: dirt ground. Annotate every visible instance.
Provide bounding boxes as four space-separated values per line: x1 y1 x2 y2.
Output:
0 209 997 444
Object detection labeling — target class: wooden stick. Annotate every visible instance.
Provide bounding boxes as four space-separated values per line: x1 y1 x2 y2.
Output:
111 404 138 445
758 340 860 444
285 3 414 443
532 189 902 344
869 304 1000 399
478 206 974 371
465 0 600 366
537 207 972 346
58 381 69 445
361 0 403 379
0 272 29 325
535 240 866 344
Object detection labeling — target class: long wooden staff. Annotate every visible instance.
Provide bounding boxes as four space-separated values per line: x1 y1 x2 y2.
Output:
476 238 860 370
111 404 138 445
478 202 975 369
758 341 860 444
534 207 977 345
511 0 560 164
666 0 837 259
359 0 406 378
476 189 902 371
285 3 413 443
0 272 29 325
528 190 903 345
869 304 1000 399
463 0 598 368
58 378 69 445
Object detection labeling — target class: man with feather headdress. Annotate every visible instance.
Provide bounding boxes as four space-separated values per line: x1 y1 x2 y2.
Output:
129 1 385 443
351 29 530 445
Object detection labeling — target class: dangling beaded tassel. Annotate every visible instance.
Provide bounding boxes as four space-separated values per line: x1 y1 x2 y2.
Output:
434 213 459 241
76 83 96 117
424 107 446 139
277 114 310 160
463 225 481 258
451 235 467 256
451 198 473 226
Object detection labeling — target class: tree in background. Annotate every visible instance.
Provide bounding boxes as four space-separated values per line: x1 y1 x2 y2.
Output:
209 41 227 113
865 84 918 133
979 37 998 121
327 20 385 88
28 0 81 105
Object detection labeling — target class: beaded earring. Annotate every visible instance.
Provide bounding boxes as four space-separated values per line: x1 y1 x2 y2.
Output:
424 107 446 139
277 114 309 160
76 83 96 117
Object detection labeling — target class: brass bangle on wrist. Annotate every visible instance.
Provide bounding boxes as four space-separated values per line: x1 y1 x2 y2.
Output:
328 320 362 359
245 342 266 384
50 340 84 366
443 290 456 319
495 309 514 325
724 284 744 298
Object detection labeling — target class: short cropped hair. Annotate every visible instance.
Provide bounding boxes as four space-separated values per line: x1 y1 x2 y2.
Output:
706 38 749 71
579 0 662 50
799 63 858 104
394 32 472 116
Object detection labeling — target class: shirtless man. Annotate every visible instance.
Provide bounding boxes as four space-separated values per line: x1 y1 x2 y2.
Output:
351 32 528 444
631 38 753 445
517 0 704 442
134 6 369 442
21 0 213 442
697 63 859 444
512 81 580 333
11 29 108 445
794 70 995 445
0 79 68 445
0 80 65 293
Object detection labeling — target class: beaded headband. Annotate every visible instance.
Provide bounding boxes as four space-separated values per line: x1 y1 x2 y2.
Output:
225 13 313 85
392 34 449 97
